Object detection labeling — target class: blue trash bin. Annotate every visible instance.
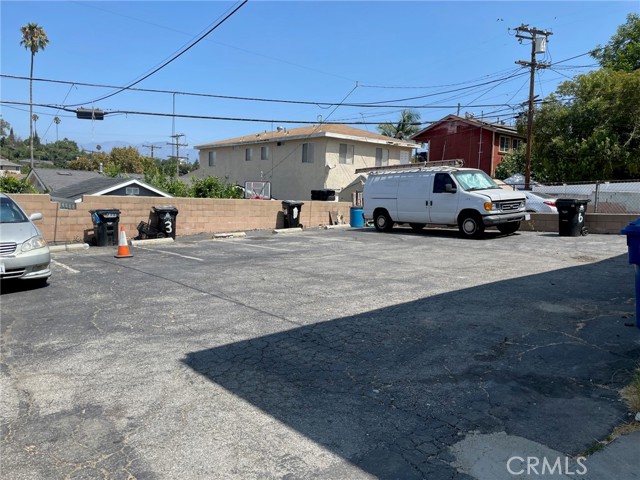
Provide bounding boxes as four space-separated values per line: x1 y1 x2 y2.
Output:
350 207 364 228
620 219 640 328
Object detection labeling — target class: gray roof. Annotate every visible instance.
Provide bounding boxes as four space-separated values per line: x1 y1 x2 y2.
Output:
27 168 105 192
0 158 22 168
51 177 170 201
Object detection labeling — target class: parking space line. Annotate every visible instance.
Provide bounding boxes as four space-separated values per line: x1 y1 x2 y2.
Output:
134 246 204 261
51 259 80 273
221 242 289 252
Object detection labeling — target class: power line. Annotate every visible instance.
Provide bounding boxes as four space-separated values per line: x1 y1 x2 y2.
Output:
1 73 528 110
64 0 249 107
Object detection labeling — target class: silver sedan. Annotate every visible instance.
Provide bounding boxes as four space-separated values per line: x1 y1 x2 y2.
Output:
0 193 51 284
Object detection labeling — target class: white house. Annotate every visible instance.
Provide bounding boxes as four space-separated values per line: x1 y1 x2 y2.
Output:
194 124 418 201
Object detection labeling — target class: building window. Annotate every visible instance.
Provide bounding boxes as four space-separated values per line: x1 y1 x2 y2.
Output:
375 148 389 167
339 143 354 164
512 139 522 151
499 136 510 153
245 148 253 161
125 187 139 195
261 146 270 161
302 143 314 163
208 151 216 167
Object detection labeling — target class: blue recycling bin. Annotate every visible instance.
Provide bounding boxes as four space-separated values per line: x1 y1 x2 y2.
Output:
620 219 640 329
350 207 364 227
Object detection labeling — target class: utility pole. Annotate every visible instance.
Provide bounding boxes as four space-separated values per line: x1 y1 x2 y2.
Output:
143 144 162 160
167 134 187 177
515 24 552 190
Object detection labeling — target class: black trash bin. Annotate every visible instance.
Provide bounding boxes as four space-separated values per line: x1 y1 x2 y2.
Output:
89 209 121 246
556 198 590 236
282 200 304 228
151 206 179 239
311 189 336 201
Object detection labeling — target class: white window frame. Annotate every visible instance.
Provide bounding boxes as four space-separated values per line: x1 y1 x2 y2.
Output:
302 143 314 163
512 138 522 151
499 136 510 153
208 151 216 167
125 187 140 195
339 143 354 164
375 148 389 167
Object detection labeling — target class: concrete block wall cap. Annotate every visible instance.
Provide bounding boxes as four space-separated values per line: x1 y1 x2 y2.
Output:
49 243 90 253
130 237 175 246
272 227 304 234
212 232 247 239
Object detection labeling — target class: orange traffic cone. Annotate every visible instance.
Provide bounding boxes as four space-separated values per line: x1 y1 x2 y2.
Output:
115 226 133 258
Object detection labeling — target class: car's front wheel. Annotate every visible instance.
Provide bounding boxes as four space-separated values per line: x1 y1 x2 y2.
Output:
458 212 485 239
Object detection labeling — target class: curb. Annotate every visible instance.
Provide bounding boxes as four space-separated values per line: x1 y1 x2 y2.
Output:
130 237 175 246
49 243 90 253
272 227 304 234
323 224 353 230
212 232 247 239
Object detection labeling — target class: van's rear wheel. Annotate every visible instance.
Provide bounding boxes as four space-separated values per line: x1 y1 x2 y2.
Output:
458 213 485 239
374 211 393 232
497 222 520 235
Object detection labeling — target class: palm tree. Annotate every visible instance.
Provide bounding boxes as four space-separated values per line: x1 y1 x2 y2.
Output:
20 23 49 168
54 116 60 142
377 110 421 140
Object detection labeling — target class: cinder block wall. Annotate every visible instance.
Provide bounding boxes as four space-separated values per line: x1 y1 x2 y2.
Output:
8 194 355 243
521 213 638 234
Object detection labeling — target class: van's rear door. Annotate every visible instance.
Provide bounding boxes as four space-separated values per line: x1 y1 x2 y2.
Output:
396 172 432 223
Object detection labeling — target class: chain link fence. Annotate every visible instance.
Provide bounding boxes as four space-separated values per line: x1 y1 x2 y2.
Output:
506 180 640 214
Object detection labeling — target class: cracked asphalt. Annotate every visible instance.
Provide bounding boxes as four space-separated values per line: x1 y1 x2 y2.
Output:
1 227 639 479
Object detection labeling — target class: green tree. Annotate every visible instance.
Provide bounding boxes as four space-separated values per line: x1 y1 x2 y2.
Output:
0 175 36 193
109 146 151 174
190 176 242 199
377 110 421 139
592 13 640 72
20 23 49 168
532 68 640 182
494 145 526 180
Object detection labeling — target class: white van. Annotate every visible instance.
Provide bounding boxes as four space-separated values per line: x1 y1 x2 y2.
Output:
362 165 528 238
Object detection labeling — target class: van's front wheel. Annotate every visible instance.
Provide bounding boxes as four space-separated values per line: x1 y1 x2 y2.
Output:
459 213 485 239
374 211 393 232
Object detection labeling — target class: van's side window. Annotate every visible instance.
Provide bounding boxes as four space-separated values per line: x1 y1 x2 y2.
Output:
433 173 453 193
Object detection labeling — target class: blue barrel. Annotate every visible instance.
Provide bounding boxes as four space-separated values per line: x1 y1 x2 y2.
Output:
350 207 364 227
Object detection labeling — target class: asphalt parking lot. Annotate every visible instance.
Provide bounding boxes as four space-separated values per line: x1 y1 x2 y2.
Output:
2 227 639 479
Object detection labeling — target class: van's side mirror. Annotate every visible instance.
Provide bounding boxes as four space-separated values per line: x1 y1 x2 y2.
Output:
445 184 456 193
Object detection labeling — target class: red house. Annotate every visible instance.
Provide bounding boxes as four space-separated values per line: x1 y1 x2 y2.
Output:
411 114 526 176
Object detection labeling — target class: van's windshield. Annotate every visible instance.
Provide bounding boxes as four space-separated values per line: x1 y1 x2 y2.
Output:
453 171 502 191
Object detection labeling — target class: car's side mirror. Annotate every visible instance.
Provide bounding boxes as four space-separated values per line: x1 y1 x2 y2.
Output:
29 213 43 221
445 184 457 193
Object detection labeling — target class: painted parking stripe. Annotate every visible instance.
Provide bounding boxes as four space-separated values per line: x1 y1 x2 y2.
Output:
134 246 204 261
51 259 80 274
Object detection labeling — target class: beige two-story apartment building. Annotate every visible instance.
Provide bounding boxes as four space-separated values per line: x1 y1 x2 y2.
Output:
194 124 418 200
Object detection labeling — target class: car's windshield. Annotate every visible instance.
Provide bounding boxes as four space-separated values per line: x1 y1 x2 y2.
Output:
0 197 29 223
453 171 501 191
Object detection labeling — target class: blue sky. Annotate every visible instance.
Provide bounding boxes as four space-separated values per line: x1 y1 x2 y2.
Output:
1 1 637 159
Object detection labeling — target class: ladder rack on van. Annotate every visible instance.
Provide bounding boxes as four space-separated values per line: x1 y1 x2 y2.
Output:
355 159 464 175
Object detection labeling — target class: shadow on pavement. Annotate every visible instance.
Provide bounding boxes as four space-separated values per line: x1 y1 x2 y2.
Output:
183 254 640 479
